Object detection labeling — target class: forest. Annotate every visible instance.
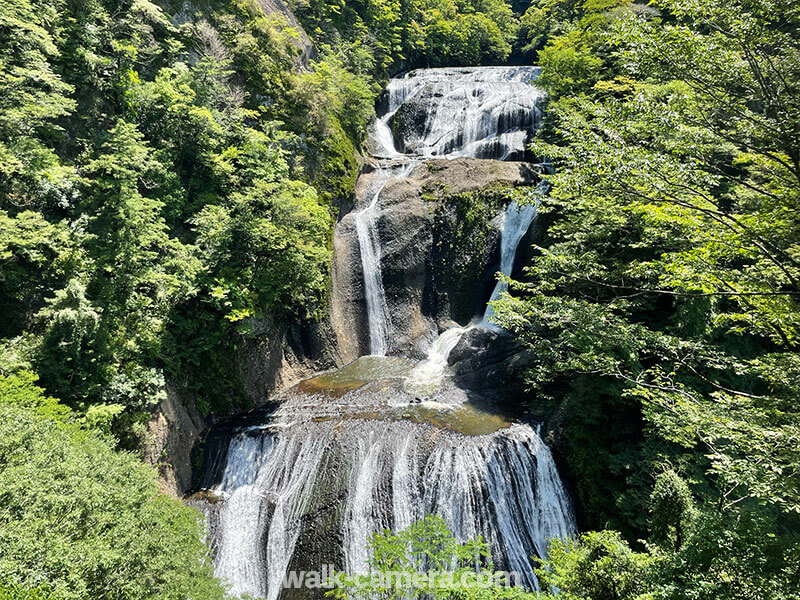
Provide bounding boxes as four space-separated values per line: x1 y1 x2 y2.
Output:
0 0 798 599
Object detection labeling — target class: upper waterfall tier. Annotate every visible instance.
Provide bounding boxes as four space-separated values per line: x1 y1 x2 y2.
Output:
373 66 544 161
351 66 545 356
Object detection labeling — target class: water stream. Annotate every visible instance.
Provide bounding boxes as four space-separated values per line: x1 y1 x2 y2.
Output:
482 189 542 327
194 67 576 600
354 162 417 355
358 66 545 353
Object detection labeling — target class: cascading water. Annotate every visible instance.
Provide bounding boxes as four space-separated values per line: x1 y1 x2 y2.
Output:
194 67 576 600
200 417 575 599
404 323 475 397
202 430 332 600
340 422 575 587
354 162 416 355
356 66 544 352
482 186 543 327
374 66 544 160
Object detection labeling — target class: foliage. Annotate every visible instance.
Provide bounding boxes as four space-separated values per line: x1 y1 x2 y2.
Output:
0 370 70 422
648 469 695 551
289 0 520 72
495 0 800 598
0 578 54 600
535 531 655 600
330 515 536 600
0 402 226 600
536 512 799 600
432 186 514 321
0 0 353 439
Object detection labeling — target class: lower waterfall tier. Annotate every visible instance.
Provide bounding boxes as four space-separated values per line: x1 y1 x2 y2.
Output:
192 360 576 600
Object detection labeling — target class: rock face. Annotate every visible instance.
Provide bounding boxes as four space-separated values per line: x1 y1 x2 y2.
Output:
448 327 532 400
331 158 539 360
390 91 431 154
145 386 205 497
236 316 340 406
145 317 338 496
254 0 315 65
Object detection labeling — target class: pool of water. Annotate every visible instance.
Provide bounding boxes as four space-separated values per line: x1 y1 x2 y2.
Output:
289 355 515 436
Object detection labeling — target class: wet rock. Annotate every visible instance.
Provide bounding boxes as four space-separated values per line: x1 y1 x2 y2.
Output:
331 158 540 357
449 327 532 401
237 315 340 407
391 87 438 153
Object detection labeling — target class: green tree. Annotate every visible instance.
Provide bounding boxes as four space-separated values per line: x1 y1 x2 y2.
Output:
535 531 655 600
330 515 535 600
193 127 332 323
497 0 800 523
648 469 694 551
0 401 226 600
0 0 75 210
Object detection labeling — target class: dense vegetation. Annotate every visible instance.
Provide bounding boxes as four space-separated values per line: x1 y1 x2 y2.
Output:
0 372 226 599
330 516 533 600
493 0 800 598
2 0 798 598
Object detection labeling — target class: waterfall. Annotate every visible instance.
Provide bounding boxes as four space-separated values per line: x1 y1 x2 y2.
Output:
382 66 544 160
354 172 392 356
201 421 576 597
354 161 418 355
356 67 544 351
482 192 541 327
196 67 576 600
204 430 332 600
341 423 576 586
404 323 475 397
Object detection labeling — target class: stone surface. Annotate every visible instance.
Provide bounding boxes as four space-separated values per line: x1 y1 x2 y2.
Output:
449 327 532 400
145 316 338 496
331 158 539 358
237 316 341 407
144 385 205 496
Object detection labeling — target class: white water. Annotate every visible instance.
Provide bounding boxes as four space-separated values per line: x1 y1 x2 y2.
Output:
357 66 544 352
203 421 576 596
404 323 475 397
206 432 331 600
354 162 416 355
375 66 544 160
482 192 541 327
343 423 576 587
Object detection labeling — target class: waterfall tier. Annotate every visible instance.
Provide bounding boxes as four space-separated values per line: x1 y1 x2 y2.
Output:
358 66 544 354
375 66 544 160
197 404 575 600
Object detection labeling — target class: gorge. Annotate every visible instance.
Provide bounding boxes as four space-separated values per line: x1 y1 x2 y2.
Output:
191 66 577 600
2 1 796 598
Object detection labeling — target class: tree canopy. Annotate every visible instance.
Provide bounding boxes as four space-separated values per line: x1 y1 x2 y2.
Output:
0 373 226 599
493 0 800 597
